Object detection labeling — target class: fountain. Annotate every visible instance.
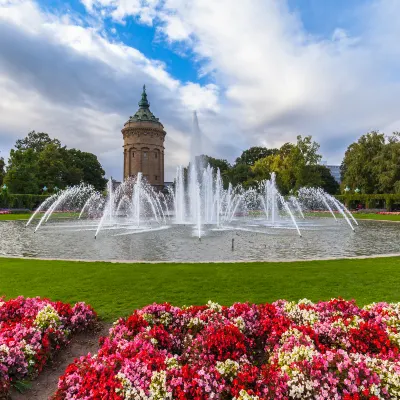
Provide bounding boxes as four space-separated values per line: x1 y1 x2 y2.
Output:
5 163 400 262
26 162 361 240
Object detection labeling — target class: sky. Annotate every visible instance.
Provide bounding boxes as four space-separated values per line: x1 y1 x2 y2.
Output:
1 0 400 181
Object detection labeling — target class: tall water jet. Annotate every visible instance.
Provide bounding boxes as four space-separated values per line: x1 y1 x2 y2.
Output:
132 173 142 227
175 166 186 223
190 111 202 160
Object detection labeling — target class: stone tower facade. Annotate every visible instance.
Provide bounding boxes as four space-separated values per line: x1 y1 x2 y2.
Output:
122 86 166 190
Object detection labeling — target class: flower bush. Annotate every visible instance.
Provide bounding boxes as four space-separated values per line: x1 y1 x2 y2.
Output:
0 296 96 395
54 299 400 399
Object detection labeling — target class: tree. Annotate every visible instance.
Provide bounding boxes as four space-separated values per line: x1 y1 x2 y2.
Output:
65 149 107 191
4 131 107 194
305 165 339 194
16 131 61 153
200 155 231 174
226 163 256 188
235 146 278 166
251 135 324 194
374 133 400 194
4 148 40 194
0 155 5 186
194 155 231 188
341 131 399 194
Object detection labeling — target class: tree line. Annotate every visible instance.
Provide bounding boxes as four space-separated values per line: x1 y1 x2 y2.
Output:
0 131 107 194
199 135 339 194
195 131 399 195
0 130 398 196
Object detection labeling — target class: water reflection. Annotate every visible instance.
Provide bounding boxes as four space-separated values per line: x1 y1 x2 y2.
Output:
0 219 399 262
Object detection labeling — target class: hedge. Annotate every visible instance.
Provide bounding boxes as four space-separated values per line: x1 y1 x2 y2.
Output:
0 193 49 210
335 194 400 211
1 192 399 212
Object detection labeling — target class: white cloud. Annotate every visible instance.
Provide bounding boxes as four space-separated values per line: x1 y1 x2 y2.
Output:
80 0 400 163
0 0 221 180
2 0 400 184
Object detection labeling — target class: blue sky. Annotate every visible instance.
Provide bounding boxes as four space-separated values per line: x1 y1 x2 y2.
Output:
0 0 399 180
36 0 366 87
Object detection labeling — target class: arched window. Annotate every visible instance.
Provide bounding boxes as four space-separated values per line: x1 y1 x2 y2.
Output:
142 147 149 159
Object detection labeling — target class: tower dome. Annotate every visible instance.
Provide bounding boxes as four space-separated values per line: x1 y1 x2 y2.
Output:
122 85 166 189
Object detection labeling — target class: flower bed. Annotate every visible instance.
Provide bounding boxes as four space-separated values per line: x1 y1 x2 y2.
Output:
0 296 96 396
54 299 400 399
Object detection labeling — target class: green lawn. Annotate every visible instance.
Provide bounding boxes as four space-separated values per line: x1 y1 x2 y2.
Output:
1 212 399 222
352 213 400 221
306 212 400 221
0 212 79 221
0 257 399 321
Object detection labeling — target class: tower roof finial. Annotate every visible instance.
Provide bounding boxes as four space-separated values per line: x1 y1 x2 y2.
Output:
138 84 150 108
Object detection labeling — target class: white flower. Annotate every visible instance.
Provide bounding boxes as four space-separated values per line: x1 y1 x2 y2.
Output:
149 370 172 400
0 343 10 363
188 317 204 329
233 389 260 400
234 316 246 331
34 304 61 330
116 372 150 400
207 300 222 312
165 356 179 370
215 359 240 381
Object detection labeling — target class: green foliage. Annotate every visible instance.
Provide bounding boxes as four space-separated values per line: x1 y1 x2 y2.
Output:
226 163 256 188
65 149 107 191
16 130 61 152
0 155 5 186
0 193 49 209
198 137 338 192
310 165 340 194
200 155 231 173
341 131 400 194
235 146 278 166
4 131 106 194
4 148 40 194
251 135 334 194
335 193 400 211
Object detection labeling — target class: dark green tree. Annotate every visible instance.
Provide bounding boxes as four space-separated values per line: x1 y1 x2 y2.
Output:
201 155 231 174
227 163 253 186
341 131 399 194
4 148 40 194
0 155 5 186
4 131 107 193
303 165 339 194
65 149 107 191
16 131 61 152
235 146 278 166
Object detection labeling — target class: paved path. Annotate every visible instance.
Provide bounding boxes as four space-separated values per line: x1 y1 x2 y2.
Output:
10 323 110 400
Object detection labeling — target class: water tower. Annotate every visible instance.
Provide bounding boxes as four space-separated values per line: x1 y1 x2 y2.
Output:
122 85 166 190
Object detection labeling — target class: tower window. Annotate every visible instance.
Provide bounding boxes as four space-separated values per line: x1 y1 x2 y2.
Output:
154 152 158 158
155 175 158 180
132 152 134 158
143 151 148 158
